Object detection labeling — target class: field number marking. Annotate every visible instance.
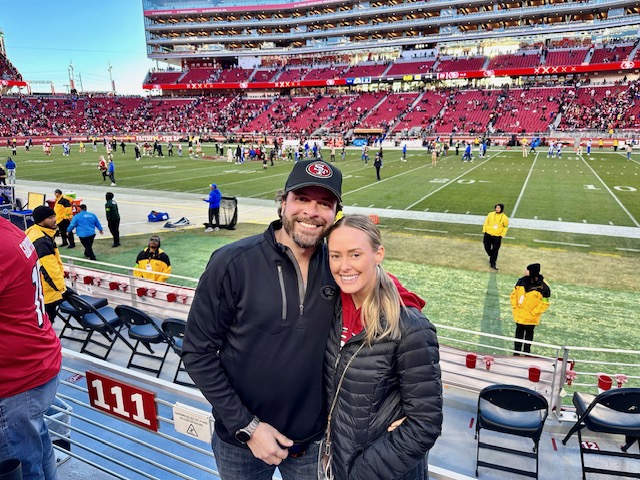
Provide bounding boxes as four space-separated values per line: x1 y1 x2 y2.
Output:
584 185 637 192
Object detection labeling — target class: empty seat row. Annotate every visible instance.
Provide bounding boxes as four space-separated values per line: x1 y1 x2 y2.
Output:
476 384 640 479
56 293 192 386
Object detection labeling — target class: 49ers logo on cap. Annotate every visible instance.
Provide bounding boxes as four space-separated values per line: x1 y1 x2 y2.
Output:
306 161 333 178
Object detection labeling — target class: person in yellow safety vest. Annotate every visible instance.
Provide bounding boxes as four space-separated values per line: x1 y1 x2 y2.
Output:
482 203 509 270
511 263 551 355
53 189 75 248
134 235 172 283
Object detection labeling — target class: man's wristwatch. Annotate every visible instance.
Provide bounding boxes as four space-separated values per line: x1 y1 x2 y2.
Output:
235 416 260 444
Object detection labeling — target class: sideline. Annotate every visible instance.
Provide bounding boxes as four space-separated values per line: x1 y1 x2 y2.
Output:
12 180 640 240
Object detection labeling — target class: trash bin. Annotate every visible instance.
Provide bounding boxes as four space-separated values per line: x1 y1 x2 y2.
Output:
219 196 238 230
0 459 22 480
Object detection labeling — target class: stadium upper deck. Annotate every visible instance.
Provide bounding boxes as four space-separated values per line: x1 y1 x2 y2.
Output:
143 0 640 60
141 0 640 97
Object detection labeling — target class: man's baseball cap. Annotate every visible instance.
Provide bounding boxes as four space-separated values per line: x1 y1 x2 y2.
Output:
284 159 342 202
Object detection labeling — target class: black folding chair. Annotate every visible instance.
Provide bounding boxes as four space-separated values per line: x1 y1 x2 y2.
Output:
161 318 194 387
562 388 640 480
115 305 171 378
475 384 549 478
57 294 108 343
63 293 134 361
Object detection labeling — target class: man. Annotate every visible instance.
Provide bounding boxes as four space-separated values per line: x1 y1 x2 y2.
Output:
53 189 75 249
462 141 472 162
374 150 383 180
133 235 171 283
5 157 15 184
67 204 103 261
482 203 509 270
511 263 551 355
25 206 68 324
105 192 121 247
183 159 342 480
203 183 222 232
108 158 116 186
0 216 62 480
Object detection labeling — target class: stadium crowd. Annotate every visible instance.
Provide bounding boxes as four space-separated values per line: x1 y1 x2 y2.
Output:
0 79 638 140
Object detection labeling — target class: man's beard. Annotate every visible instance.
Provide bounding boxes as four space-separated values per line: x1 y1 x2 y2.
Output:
282 214 328 249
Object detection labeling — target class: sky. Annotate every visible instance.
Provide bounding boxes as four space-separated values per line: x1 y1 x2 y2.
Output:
2 0 158 95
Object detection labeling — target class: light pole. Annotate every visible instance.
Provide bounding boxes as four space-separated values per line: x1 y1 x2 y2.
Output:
68 61 75 91
108 61 116 95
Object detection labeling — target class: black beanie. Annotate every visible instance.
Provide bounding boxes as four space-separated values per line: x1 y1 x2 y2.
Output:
495 203 505 213
32 206 56 224
527 263 541 277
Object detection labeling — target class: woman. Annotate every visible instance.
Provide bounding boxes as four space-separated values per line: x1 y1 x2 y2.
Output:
511 263 551 355
323 215 442 480
98 155 107 181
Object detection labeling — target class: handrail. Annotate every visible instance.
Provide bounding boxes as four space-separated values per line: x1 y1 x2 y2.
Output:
61 255 199 284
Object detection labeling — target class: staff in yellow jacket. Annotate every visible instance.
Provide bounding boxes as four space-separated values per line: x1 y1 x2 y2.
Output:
54 189 76 248
482 203 509 270
25 206 68 323
510 263 551 355
134 235 172 283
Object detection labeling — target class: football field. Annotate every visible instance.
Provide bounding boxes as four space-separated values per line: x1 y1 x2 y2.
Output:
13 144 640 223
10 143 640 383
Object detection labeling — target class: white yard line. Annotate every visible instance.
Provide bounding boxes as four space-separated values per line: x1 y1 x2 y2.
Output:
579 156 640 228
404 153 498 210
533 239 590 247
511 152 538 218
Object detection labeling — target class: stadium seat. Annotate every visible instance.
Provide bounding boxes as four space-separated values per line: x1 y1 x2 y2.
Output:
115 305 172 378
161 318 194 387
63 293 134 361
57 294 109 343
562 388 640 479
475 384 549 478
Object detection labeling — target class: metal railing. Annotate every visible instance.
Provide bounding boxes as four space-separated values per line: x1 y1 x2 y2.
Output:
52 349 219 480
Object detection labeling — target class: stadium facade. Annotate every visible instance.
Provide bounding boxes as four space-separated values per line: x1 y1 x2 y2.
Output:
141 0 640 94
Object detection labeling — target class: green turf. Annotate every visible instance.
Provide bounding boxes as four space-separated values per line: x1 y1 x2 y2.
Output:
62 226 640 396
11 144 640 219
13 143 640 395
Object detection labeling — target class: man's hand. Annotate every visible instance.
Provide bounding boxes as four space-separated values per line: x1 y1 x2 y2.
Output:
246 422 293 465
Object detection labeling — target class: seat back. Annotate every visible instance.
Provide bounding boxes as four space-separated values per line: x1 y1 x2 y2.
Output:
594 388 640 413
64 293 100 318
115 305 156 328
479 384 549 413
162 318 187 353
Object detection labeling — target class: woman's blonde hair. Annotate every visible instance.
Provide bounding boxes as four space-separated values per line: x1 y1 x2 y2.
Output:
329 214 402 345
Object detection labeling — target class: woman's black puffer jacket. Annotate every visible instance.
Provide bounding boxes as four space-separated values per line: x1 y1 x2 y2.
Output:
323 301 443 480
